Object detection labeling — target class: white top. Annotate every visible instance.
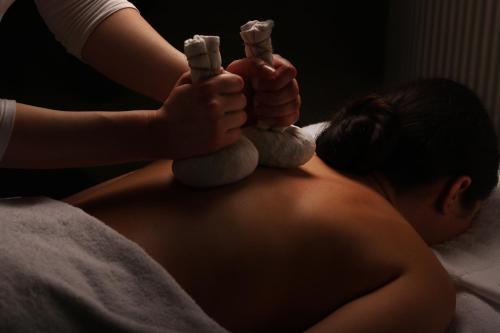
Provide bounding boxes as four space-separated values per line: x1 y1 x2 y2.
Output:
0 0 15 21
0 0 137 162
0 99 15 160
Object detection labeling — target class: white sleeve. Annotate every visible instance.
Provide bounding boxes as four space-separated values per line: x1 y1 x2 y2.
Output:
33 0 138 59
0 99 16 162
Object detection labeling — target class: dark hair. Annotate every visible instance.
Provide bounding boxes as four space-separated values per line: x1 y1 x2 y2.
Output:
316 78 499 207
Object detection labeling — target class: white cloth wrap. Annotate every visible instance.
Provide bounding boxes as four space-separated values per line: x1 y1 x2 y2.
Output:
240 20 274 66
184 35 222 82
243 126 316 168
173 34 259 188
172 136 259 188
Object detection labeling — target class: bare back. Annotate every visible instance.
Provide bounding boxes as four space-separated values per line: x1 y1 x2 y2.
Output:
65 156 452 332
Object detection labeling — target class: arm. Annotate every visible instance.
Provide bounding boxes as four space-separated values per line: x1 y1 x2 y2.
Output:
79 5 300 121
81 8 189 102
305 262 455 333
0 103 154 168
34 0 189 102
0 73 246 168
1 1 246 168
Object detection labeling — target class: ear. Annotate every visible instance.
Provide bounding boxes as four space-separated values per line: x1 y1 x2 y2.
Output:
439 176 472 215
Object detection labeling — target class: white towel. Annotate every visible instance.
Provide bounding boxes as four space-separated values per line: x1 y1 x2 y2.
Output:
0 197 228 332
433 190 500 305
446 288 500 333
433 180 500 332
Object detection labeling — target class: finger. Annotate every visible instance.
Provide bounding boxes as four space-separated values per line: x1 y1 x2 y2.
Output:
176 71 193 86
227 57 275 79
271 54 296 72
215 93 247 115
223 127 243 146
255 97 301 117
226 58 250 76
253 65 297 91
253 58 276 78
220 110 248 130
200 73 244 94
254 80 299 107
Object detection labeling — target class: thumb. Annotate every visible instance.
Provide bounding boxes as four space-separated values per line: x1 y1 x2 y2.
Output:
227 58 276 80
176 71 193 86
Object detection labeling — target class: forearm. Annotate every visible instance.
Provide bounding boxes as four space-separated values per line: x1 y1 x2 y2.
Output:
0 103 155 168
82 8 189 102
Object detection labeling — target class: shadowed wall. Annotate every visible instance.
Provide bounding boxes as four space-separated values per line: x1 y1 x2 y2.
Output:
386 0 500 145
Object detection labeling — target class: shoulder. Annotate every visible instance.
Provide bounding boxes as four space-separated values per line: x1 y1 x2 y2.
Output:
301 175 451 283
300 184 455 332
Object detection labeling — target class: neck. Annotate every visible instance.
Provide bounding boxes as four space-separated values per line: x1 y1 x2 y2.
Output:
360 174 457 245
362 173 396 206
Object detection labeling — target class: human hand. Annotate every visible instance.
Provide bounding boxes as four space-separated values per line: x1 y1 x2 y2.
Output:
149 71 247 160
226 54 300 128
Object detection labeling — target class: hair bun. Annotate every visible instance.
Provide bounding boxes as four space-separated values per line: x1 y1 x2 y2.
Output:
316 94 399 174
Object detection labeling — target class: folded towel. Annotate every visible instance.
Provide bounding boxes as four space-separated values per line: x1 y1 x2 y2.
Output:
433 177 500 332
446 288 500 333
432 171 500 303
0 197 228 333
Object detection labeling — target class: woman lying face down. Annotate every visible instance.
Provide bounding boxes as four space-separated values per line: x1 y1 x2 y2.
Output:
66 78 499 333
316 78 499 245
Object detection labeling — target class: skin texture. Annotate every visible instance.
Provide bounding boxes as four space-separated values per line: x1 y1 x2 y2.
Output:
81 8 189 103
363 174 481 245
65 156 456 333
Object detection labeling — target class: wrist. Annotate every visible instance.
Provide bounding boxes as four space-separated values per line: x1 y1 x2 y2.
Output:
138 109 163 161
143 106 181 160
104 109 159 162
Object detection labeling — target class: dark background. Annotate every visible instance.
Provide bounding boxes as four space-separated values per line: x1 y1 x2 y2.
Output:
0 0 389 198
